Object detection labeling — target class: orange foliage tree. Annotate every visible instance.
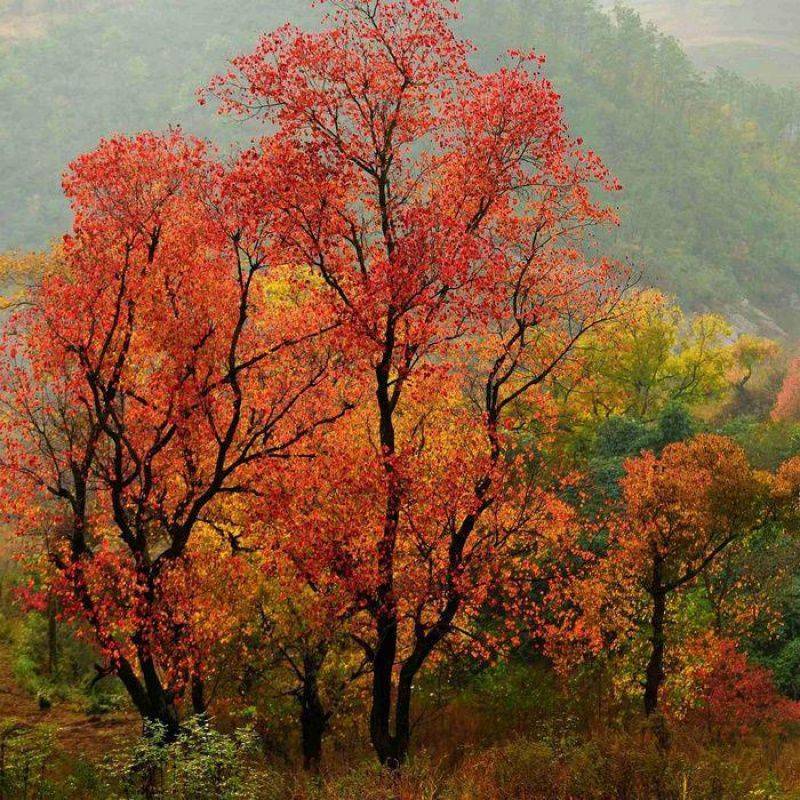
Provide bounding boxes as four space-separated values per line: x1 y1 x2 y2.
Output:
558 435 769 721
0 131 348 734
207 0 627 764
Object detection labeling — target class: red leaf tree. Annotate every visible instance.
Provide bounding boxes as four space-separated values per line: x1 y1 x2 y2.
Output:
773 355 800 422
684 635 800 739
209 0 627 764
0 131 346 734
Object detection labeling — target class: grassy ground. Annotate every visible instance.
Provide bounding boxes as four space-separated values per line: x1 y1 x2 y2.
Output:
0 588 798 799
2 645 800 800
0 639 135 759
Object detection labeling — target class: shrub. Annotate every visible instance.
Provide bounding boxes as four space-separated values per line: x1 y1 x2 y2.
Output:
103 718 275 800
12 610 125 713
0 721 56 800
774 639 800 700
685 637 800 738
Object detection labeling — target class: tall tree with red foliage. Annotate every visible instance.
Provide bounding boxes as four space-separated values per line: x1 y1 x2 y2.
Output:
208 0 628 764
773 355 800 422
0 131 347 735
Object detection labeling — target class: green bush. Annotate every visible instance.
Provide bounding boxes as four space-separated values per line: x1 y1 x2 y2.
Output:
12 610 125 713
103 718 274 800
0 721 57 800
774 639 800 700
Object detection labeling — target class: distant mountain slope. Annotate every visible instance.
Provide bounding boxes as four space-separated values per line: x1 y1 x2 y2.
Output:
0 0 320 247
0 0 799 336
603 0 800 86
0 1 132 41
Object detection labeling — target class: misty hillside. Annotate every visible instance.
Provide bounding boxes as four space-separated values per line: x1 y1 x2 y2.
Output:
604 0 800 86
1 0 799 335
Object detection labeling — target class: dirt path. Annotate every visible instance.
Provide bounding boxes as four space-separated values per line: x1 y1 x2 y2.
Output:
0 644 137 760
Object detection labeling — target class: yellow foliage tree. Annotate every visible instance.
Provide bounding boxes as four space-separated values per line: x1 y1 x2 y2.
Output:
560 290 734 422
0 248 62 309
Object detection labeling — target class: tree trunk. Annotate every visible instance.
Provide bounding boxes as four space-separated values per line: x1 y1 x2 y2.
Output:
392 666 414 765
140 654 180 739
116 656 180 740
370 351 403 767
300 704 326 772
644 586 667 717
299 652 329 772
46 591 58 677
191 675 206 717
369 624 446 766
369 612 399 766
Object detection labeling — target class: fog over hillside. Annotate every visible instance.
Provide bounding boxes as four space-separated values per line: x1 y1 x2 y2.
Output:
6 1 798 86
603 0 800 86
1 0 799 335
